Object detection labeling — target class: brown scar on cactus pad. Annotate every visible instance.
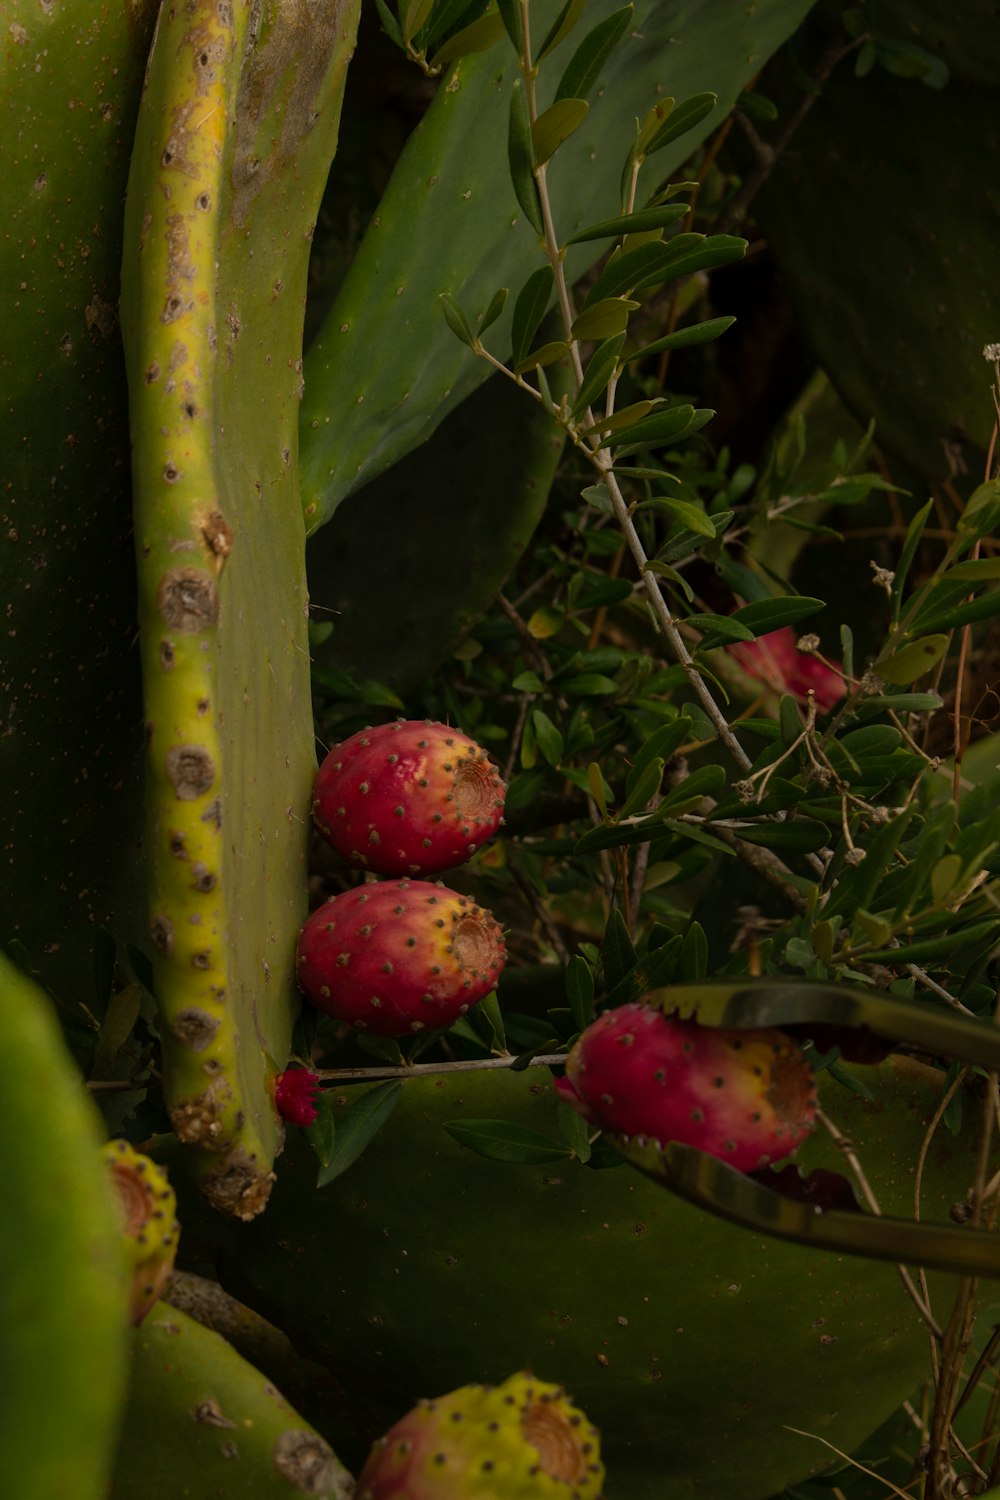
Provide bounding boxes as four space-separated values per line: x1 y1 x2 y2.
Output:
356 1369 605 1498
102 1139 180 1327
313 718 507 877
296 878 507 1037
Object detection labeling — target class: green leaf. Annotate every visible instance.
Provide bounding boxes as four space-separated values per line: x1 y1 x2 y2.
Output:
532 708 564 766
91 982 141 1079
429 10 507 68
573 333 626 417
582 399 656 437
444 1118 572 1164
891 497 933 620
824 809 915 922
604 935 681 1006
631 717 693 779
930 854 963 905
712 595 825 642
510 266 554 366
373 0 404 46
687 612 754 643
619 757 665 819
651 496 716 537
555 5 633 103
626 315 736 361
877 634 949 686
420 0 492 50
402 0 435 46
910 588 1000 635
587 761 609 817
555 1100 592 1162
317 1082 402 1188
571 297 639 342
958 479 1000 537
532 98 589 166
607 403 697 449
678 921 708 981
565 955 594 1031
565 203 691 245
632 235 746 289
535 0 586 63
306 1091 336 1173
478 286 509 335
508 81 543 232
561 672 621 695
439 291 476 348
645 90 717 153
602 908 638 989
495 0 523 52
732 819 830 853
861 918 999 967
514 339 570 373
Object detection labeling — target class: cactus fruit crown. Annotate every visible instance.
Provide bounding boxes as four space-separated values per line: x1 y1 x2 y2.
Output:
312 719 507 878
102 1138 180 1326
555 1002 817 1174
296 878 506 1037
356 1370 605 1499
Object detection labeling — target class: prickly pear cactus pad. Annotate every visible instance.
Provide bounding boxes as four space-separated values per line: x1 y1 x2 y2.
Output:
299 0 819 521
119 0 362 1217
0 0 156 1000
0 951 128 1500
226 1058 986 1499
112 1302 354 1499
102 1138 180 1326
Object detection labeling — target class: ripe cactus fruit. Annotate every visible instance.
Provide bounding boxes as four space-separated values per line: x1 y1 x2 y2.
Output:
296 879 506 1036
554 1002 817 1172
102 1139 180 1326
312 719 506 876
274 1068 322 1127
356 1370 605 1499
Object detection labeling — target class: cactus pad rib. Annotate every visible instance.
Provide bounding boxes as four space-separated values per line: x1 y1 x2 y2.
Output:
120 0 361 1217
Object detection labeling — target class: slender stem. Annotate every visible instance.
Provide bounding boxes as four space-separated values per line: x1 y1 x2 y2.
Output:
315 1052 568 1083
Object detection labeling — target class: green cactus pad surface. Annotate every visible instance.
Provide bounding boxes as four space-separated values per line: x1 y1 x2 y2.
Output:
299 0 818 524
0 951 128 1500
111 1301 353 1499
0 0 156 1001
226 1056 982 1499
120 0 360 1216
753 0 1000 482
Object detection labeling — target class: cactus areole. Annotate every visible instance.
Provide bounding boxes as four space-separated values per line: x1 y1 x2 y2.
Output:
296 879 506 1036
312 719 506 876
555 1003 817 1172
356 1370 605 1499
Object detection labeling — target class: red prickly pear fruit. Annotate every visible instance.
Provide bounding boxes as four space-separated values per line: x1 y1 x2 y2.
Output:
312 719 507 877
274 1068 321 1127
296 879 506 1037
356 1370 605 1499
554 1002 817 1172
101 1139 180 1326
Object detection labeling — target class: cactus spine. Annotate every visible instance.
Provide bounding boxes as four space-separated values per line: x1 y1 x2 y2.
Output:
120 0 361 1217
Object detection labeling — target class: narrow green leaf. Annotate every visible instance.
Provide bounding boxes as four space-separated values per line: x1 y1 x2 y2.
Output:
631 717 693 779
631 235 746 289
732 819 830 853
91 982 141 1079
444 1118 572 1164
555 5 633 103
946 557 1000 582
571 297 638 342
306 1092 336 1173
532 98 589 167
652 496 716 537
626 315 736 361
495 0 523 52
511 265 553 366
429 10 507 68
402 0 435 45
573 333 626 417
687 612 754 642
891 497 933 620
604 936 682 1006
655 762 726 814
877 634 949 685
514 339 569 373
720 596 825 640
555 1100 592 1162
532 708 564 766
478 285 509 335
420 0 491 49
824 809 915 921
607 403 696 449
508 81 543 233
439 291 476 348
586 239 699 305
565 203 691 245
602 908 638 989
587 761 608 816
958 478 1000 537
678 921 708 981
646 91 717 153
910 588 1000 635
373 0 403 46
316 1082 402 1188
635 98 674 154
930 854 963 904
582 399 656 437
861 918 999 967
565 955 594 1031
619 757 665 819
536 0 586 62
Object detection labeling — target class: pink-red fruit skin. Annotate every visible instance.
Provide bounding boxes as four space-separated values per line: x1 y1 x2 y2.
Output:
356 1370 605 1499
296 879 506 1037
312 719 506 877
555 1002 817 1172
